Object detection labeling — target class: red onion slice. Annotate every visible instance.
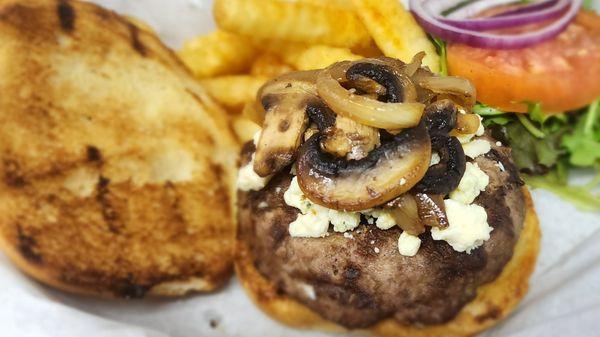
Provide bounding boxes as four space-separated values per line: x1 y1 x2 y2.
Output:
438 0 570 31
493 0 559 17
410 0 582 49
433 0 517 19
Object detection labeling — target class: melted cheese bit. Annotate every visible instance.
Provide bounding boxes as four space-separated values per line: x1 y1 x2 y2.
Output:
430 152 441 166
237 153 271 191
288 205 330 238
398 232 421 257
285 177 360 236
463 139 491 159
449 162 489 205
237 130 272 191
431 199 492 253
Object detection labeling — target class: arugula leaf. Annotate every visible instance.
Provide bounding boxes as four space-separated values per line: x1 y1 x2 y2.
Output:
583 0 594 11
516 113 545 139
431 37 448 76
483 115 512 126
476 100 600 211
501 122 563 172
562 100 600 167
473 103 506 116
526 101 545 124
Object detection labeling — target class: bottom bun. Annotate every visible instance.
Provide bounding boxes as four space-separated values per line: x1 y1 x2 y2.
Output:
235 187 540 337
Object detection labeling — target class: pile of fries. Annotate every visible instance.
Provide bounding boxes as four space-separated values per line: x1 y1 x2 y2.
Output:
179 0 440 144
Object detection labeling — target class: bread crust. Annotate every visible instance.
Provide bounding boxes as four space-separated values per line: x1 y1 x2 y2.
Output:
0 0 238 297
235 187 540 336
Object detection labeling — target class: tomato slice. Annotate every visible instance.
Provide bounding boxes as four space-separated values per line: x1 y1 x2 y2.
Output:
447 11 600 113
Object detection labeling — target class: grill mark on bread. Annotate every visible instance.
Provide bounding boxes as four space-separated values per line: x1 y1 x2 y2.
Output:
56 0 75 32
119 274 151 298
86 145 102 163
3 159 26 187
17 224 42 263
164 182 186 224
0 0 236 298
127 22 146 56
96 176 122 234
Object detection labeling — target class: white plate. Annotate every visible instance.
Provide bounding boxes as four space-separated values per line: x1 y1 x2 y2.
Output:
1 1 599 337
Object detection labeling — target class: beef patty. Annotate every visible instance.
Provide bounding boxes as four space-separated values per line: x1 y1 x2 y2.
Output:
237 137 525 328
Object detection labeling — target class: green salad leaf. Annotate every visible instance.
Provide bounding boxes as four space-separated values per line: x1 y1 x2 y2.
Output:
562 100 600 167
429 5 600 211
474 100 600 211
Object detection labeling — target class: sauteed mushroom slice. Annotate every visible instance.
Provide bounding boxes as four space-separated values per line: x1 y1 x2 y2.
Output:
317 62 425 130
306 100 336 130
296 122 431 211
423 99 458 135
415 193 448 229
253 71 319 177
413 134 466 195
454 113 481 135
307 101 380 160
346 62 417 103
342 77 387 98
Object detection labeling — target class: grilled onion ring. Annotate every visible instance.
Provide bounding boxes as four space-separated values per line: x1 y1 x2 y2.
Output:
317 61 425 130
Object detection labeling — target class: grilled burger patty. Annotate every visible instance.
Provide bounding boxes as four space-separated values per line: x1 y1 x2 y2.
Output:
237 137 525 328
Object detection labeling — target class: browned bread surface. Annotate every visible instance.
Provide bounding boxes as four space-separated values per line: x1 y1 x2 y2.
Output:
0 0 238 297
235 188 540 336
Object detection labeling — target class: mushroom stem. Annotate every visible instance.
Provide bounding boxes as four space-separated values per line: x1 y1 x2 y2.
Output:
253 71 319 177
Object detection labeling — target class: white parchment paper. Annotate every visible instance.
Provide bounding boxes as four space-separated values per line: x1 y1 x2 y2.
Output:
1 1 599 336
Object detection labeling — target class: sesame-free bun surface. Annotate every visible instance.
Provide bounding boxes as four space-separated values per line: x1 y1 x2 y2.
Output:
0 0 238 297
235 188 540 336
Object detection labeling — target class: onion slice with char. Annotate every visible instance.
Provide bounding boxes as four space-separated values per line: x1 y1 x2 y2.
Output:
317 62 425 130
417 75 476 108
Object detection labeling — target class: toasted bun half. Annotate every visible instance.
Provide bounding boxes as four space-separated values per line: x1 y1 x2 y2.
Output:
235 187 540 336
0 0 238 297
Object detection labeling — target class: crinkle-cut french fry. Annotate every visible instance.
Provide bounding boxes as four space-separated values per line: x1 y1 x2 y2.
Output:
250 53 294 78
179 30 258 78
199 75 268 110
352 0 440 73
352 41 384 58
294 0 354 10
213 0 371 48
232 116 262 144
259 41 362 70
281 45 363 71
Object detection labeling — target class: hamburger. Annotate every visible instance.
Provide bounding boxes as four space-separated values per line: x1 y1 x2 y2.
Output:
235 56 540 336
